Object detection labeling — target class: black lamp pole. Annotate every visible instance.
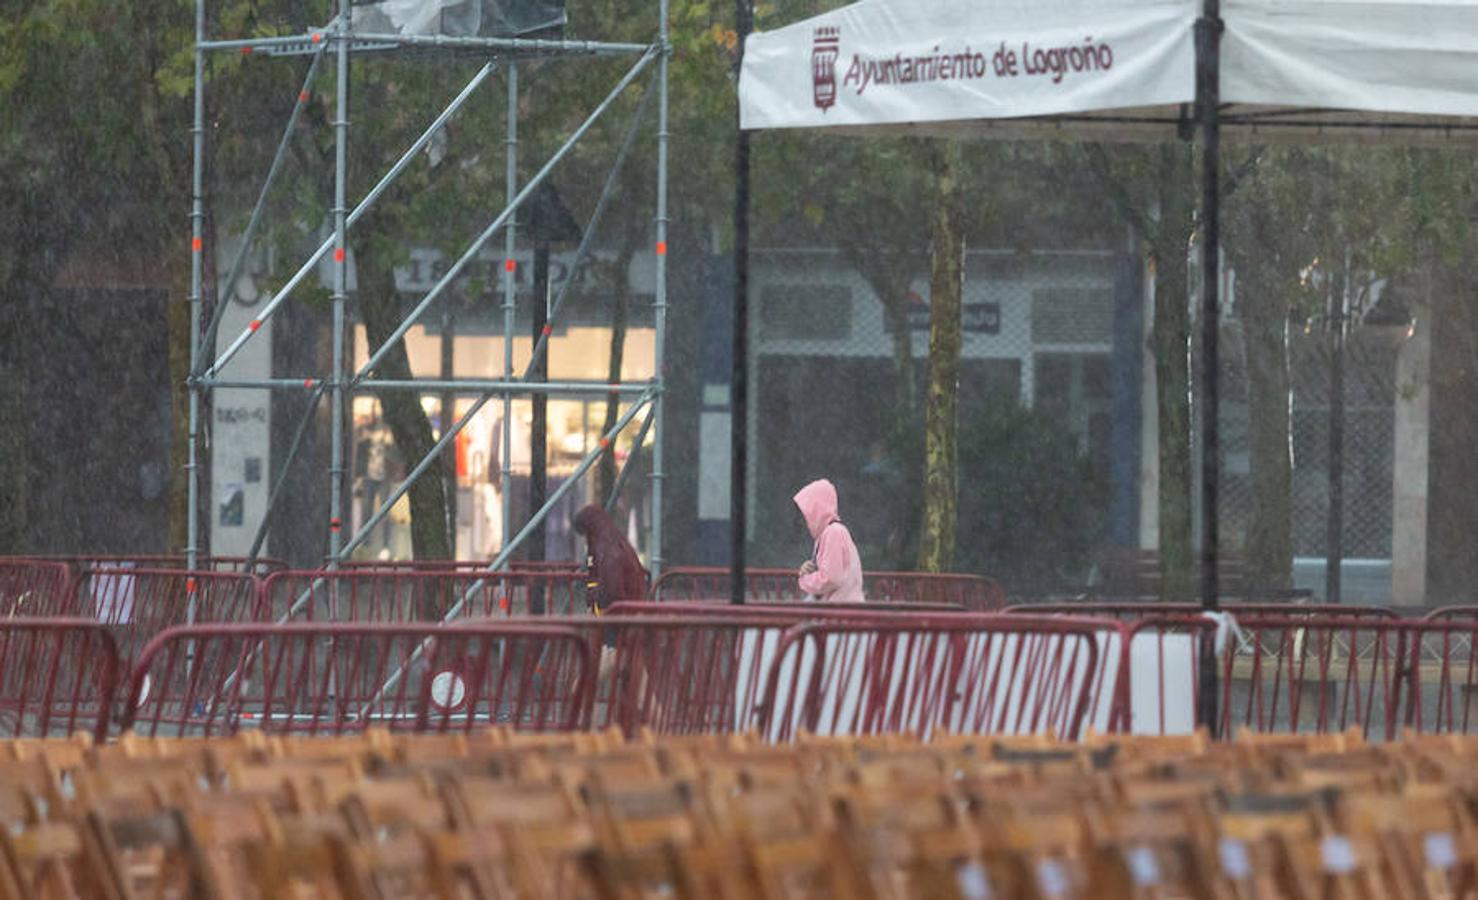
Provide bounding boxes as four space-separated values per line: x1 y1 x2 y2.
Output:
730 0 752 606
1326 292 1346 605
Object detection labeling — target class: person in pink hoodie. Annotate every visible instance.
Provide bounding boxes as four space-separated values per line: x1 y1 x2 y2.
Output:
793 478 865 603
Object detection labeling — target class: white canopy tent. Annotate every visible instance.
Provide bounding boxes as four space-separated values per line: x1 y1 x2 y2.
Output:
733 0 1478 730
739 0 1478 141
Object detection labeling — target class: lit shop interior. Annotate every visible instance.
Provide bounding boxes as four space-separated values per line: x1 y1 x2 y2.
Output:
348 322 655 562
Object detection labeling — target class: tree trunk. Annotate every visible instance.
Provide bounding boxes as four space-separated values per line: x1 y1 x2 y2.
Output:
1241 273 1294 594
1151 181 1196 602
166 268 192 554
0 309 25 551
597 243 636 503
917 140 964 573
357 258 453 565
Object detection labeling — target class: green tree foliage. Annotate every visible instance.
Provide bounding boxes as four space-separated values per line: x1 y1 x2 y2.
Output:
955 402 1109 592
1086 142 1198 601
1 0 204 552
1225 144 1473 595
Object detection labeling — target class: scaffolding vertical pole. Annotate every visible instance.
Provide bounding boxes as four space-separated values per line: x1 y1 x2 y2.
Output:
649 0 670 577
501 64 519 556
1195 0 1224 736
328 0 351 565
186 0 206 584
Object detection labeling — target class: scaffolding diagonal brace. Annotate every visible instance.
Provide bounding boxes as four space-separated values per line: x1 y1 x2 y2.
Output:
205 60 498 379
354 45 660 384
360 387 658 711
197 47 327 375
524 75 658 380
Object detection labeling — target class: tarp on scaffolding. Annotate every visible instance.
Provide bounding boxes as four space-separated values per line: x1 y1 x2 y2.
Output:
738 0 1478 142
351 0 566 38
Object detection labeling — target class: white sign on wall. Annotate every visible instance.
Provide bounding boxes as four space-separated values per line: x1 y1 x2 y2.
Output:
210 255 273 558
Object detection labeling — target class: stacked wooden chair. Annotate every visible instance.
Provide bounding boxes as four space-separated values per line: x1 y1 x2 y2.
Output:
2 727 1478 897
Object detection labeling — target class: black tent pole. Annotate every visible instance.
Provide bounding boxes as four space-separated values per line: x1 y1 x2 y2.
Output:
730 0 752 606
1196 0 1224 736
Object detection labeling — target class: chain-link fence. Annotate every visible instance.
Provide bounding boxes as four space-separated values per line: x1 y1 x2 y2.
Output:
1217 326 1401 575
744 248 1125 594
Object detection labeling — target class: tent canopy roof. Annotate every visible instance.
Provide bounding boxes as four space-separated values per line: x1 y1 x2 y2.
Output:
738 0 1478 143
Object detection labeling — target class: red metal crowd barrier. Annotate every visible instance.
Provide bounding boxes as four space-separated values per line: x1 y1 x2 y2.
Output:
1421 606 1478 622
649 568 801 603
1403 619 1478 735
0 619 120 743
604 600 968 618
1016 607 1478 740
758 616 1114 742
121 622 594 738
588 610 1119 740
264 569 591 623
339 559 582 573
17 583 1478 743
1214 614 1410 739
0 559 74 616
19 554 286 575
68 568 266 668
865 572 1008 610
650 566 1006 610
1006 600 1399 620
593 604 980 736
588 615 801 736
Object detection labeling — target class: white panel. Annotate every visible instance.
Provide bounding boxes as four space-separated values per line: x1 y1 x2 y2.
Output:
740 0 1197 130
697 411 732 521
211 267 273 557
1223 0 1478 117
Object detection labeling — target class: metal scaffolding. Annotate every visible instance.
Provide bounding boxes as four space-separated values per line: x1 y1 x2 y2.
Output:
186 1 672 591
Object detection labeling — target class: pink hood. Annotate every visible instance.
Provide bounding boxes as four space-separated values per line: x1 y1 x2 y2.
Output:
793 479 839 540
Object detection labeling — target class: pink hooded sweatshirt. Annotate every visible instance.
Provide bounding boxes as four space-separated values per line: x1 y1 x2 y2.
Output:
794 479 865 603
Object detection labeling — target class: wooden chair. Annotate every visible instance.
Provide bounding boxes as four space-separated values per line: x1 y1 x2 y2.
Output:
171 792 285 900
1337 786 1475 900
338 776 445 838
582 777 706 852
70 758 212 816
248 804 357 900
419 824 521 900
438 776 594 898
989 810 1094 900
1230 726 1367 760
0 821 112 900
742 829 880 900
0 737 93 773
1084 729 1213 765
1210 793 1328 900
328 829 453 900
1086 804 1217 900
549 750 666 794
581 840 709 900
0 759 57 828
1282 827 1399 900
263 733 383 765
84 806 222 900
224 756 365 814
834 785 975 900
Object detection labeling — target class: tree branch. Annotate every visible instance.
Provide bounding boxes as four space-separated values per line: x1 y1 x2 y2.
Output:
1223 147 1266 200
1086 143 1158 245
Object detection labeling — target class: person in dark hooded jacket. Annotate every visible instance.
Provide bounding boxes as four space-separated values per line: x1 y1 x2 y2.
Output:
574 504 649 613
